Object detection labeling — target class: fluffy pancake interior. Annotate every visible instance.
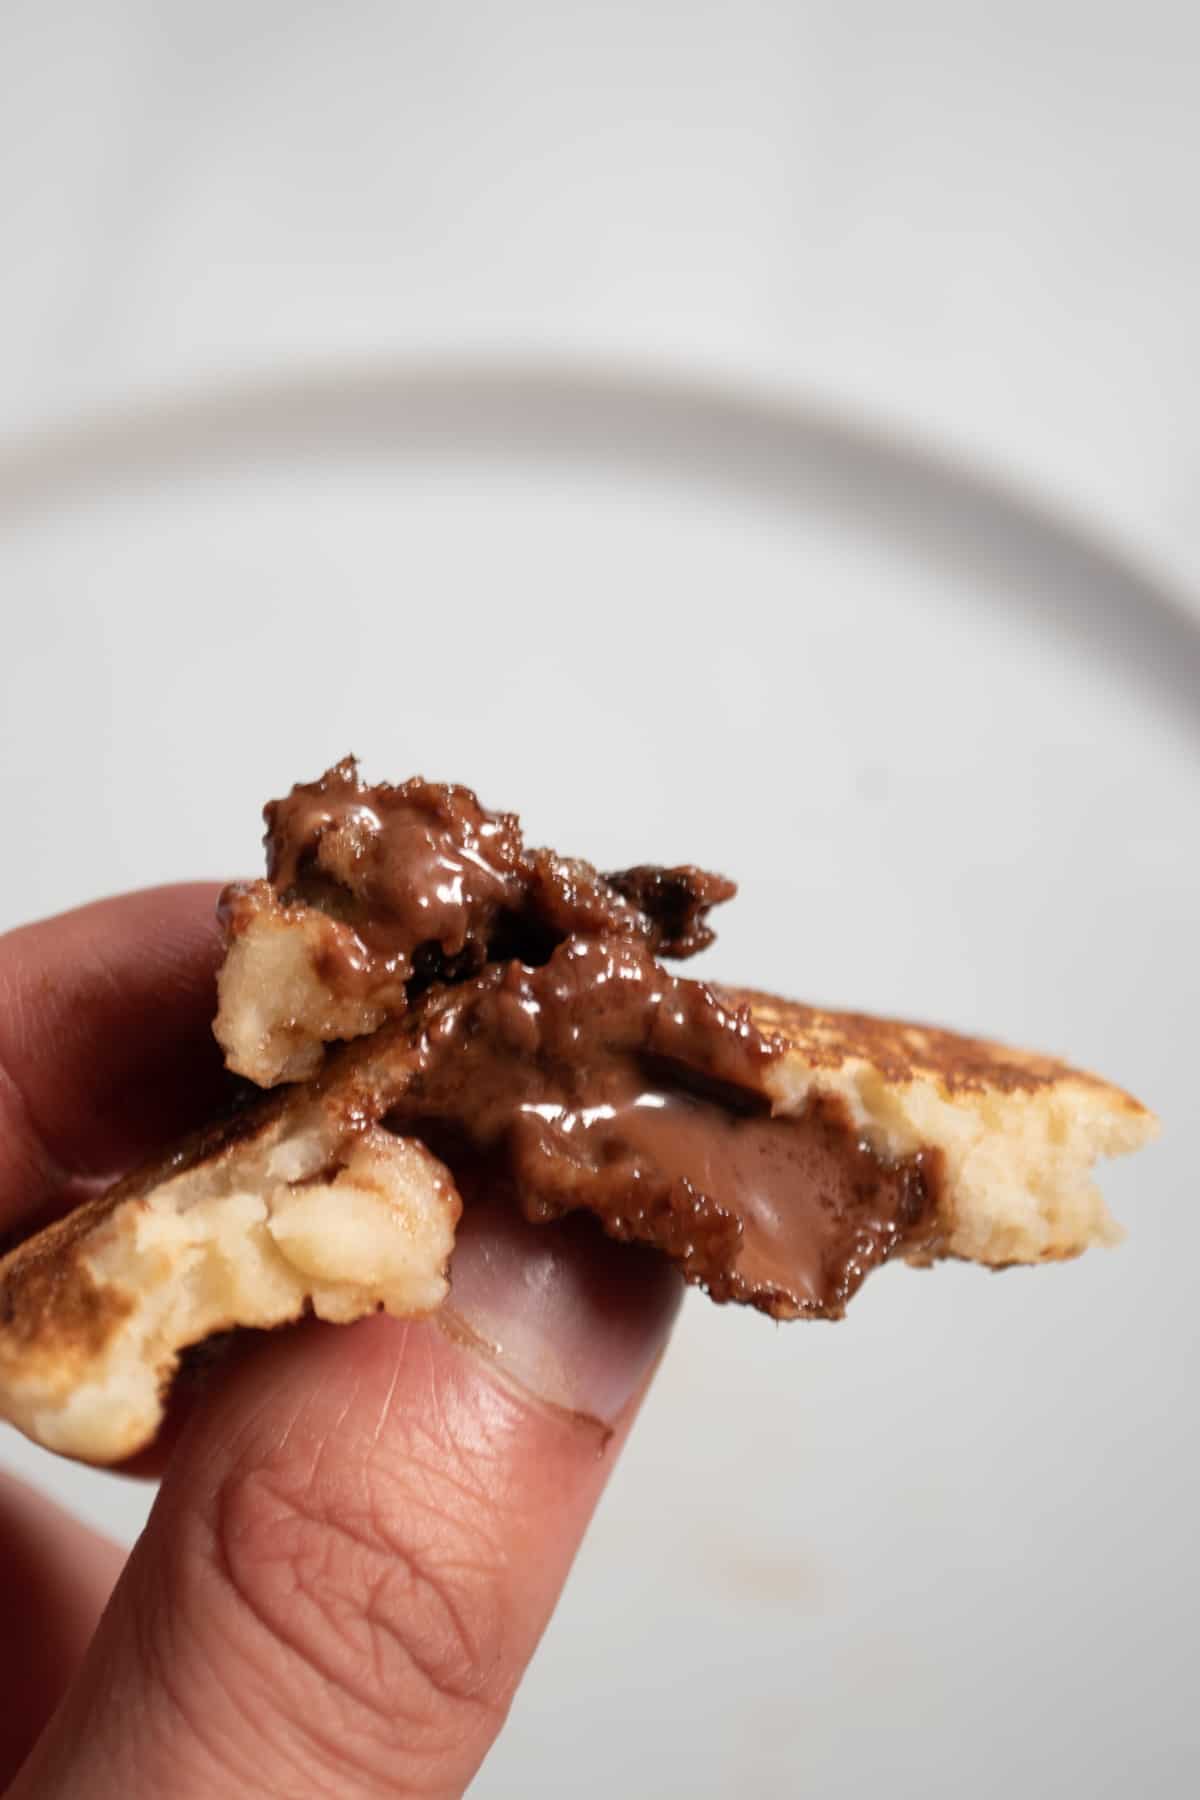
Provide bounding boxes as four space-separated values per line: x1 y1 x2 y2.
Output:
0 1112 457 1464
755 1007 1150 1267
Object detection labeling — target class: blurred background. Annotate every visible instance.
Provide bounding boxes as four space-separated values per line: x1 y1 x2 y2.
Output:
1 3 1197 1794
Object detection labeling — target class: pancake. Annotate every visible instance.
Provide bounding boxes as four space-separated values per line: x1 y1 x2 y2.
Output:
0 765 1156 1463
0 978 1151 1465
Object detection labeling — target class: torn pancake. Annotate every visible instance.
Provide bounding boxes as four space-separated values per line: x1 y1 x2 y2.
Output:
0 764 1157 1464
747 991 1151 1268
0 1065 458 1463
0 943 1152 1464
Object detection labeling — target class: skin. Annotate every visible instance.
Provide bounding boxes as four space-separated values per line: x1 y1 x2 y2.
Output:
0 888 682 1799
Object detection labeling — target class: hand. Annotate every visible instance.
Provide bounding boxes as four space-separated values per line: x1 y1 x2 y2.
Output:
0 888 681 1798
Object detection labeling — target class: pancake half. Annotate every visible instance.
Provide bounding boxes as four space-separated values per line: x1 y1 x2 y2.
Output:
0 970 1151 1464
0 764 1156 1463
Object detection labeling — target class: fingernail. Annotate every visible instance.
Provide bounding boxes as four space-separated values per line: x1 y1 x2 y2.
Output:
441 1195 684 1428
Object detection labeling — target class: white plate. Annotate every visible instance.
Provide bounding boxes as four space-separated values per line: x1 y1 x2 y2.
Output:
2 364 1196 1798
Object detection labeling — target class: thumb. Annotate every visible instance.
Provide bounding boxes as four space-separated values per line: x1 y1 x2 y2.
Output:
13 1203 681 1800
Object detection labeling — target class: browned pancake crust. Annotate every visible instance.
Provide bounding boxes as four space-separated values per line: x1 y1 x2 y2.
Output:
728 987 1148 1108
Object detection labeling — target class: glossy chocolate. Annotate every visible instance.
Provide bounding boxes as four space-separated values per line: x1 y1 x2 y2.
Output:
387 939 940 1318
224 764 940 1317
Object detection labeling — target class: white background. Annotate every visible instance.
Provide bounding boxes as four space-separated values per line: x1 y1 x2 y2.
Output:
1 5 1197 1796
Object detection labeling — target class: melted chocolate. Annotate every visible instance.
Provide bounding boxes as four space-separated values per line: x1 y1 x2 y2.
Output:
223 763 941 1317
255 758 734 995
385 939 941 1319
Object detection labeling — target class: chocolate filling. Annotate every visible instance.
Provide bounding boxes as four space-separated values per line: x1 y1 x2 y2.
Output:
229 763 942 1317
383 939 941 1318
247 757 735 996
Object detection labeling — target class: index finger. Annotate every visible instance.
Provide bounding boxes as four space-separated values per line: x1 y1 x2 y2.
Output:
0 884 230 1240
